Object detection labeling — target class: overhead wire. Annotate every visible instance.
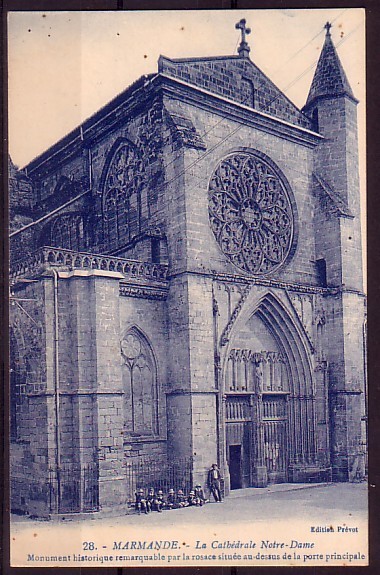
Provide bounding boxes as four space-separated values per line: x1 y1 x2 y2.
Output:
9 19 361 241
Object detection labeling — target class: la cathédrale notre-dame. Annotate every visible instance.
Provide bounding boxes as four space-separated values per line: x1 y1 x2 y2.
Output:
9 21 366 517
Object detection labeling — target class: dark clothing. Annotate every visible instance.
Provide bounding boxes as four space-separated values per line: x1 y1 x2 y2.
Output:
155 494 165 512
176 493 188 508
187 493 197 506
135 492 148 514
194 486 206 506
208 467 222 502
146 492 155 512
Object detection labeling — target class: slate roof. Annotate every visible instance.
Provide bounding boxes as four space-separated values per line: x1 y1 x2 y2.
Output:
304 30 357 110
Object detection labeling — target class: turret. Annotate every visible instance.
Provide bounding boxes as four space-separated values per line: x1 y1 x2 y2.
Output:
304 23 366 482
303 22 362 292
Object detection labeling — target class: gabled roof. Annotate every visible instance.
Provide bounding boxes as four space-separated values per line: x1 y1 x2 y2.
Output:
304 29 357 110
158 54 312 130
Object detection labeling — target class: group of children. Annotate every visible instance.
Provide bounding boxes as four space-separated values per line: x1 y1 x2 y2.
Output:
134 485 207 514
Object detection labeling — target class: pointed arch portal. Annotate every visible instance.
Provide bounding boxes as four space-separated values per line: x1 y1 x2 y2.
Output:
222 292 318 487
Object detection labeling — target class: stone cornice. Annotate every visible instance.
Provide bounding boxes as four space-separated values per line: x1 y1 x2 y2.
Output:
24 74 159 177
212 271 331 295
119 283 168 301
159 73 323 149
166 390 218 396
24 68 322 178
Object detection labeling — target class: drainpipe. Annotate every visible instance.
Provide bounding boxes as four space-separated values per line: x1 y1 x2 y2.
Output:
213 294 227 494
51 268 61 512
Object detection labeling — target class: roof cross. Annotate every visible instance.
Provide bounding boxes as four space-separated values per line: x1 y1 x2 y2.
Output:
236 18 251 44
235 18 251 58
324 21 332 36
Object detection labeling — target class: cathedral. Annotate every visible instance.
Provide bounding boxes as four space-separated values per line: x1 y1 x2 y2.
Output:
9 20 366 517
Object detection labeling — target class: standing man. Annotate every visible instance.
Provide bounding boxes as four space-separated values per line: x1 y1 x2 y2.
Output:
208 463 223 502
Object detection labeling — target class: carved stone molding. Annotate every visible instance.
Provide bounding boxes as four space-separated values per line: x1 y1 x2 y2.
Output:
209 152 294 275
119 284 168 300
220 284 251 346
10 246 168 284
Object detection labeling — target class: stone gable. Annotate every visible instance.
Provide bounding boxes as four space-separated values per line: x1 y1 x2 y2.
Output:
159 55 312 129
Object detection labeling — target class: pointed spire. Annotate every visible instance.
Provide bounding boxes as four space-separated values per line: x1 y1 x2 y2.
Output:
305 22 357 109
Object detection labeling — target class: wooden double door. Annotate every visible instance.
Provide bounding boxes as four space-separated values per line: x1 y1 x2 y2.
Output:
226 393 288 487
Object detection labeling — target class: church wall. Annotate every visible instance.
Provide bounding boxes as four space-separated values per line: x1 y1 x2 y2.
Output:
119 294 169 464
340 215 364 292
232 314 280 352
34 150 90 206
31 96 167 262
166 273 218 477
311 96 363 292
323 291 366 480
312 98 348 201
164 97 319 287
187 275 218 480
10 279 55 516
313 202 343 287
166 277 192 461
39 271 126 509
87 98 166 258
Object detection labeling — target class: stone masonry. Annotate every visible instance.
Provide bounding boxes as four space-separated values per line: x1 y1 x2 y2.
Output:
9 22 366 516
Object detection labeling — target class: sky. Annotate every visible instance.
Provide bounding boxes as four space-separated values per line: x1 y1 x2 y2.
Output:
8 9 365 168
7 8 366 281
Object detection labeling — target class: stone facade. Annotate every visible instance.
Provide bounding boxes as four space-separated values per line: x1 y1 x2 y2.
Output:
9 25 366 516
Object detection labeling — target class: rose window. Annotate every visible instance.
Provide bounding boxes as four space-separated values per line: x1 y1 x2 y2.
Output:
208 152 294 275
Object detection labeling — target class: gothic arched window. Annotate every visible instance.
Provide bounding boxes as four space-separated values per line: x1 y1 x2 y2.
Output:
121 329 158 436
40 213 85 251
51 214 84 251
102 141 144 253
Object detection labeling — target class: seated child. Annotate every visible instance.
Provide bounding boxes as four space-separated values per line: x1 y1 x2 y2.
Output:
187 490 197 506
194 484 207 506
166 488 176 510
134 488 148 514
176 489 188 508
155 489 165 512
146 487 155 513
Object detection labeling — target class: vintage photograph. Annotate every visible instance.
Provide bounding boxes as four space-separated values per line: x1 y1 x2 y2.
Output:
8 9 367 567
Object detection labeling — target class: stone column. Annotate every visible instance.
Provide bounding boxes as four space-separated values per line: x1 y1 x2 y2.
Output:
252 355 267 487
166 274 218 489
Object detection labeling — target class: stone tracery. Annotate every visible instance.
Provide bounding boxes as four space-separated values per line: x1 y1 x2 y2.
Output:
121 329 159 436
209 152 294 275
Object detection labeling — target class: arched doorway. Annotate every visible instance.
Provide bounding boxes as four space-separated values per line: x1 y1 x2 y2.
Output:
222 293 316 488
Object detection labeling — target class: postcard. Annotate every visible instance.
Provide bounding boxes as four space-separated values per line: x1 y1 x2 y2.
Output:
8 8 367 567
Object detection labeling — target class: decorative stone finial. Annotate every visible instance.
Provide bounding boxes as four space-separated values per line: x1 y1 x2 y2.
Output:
235 18 251 58
324 21 332 36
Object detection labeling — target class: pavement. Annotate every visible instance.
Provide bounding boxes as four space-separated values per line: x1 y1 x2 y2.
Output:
9 482 368 568
11 481 368 529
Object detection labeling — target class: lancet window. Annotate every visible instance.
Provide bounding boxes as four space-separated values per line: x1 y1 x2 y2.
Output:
121 329 158 436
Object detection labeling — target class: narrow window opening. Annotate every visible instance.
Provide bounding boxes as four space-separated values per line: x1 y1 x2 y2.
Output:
312 108 319 132
151 238 160 263
316 258 327 287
